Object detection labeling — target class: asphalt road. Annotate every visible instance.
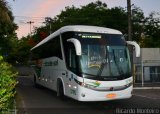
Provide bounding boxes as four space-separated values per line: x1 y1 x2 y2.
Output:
16 76 160 114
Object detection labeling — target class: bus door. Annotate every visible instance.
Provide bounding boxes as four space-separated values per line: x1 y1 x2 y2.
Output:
64 42 79 97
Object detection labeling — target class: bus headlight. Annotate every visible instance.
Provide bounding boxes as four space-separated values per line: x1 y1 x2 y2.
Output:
82 83 96 89
74 78 96 89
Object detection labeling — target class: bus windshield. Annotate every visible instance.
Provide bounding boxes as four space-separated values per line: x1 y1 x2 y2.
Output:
63 32 131 80
77 33 131 80
80 45 131 78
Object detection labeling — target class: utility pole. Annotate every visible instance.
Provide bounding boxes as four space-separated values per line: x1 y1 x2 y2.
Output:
127 0 134 83
27 21 34 35
127 0 132 41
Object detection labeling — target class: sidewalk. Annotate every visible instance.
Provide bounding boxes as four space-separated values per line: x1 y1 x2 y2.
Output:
132 83 160 100
133 89 160 100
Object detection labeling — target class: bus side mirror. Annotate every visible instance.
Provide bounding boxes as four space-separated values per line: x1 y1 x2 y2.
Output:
67 38 82 56
126 41 140 57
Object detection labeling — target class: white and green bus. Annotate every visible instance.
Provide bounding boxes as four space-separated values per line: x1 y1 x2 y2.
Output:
30 25 140 101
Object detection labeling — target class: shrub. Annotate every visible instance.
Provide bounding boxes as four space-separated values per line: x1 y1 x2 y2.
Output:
0 56 18 110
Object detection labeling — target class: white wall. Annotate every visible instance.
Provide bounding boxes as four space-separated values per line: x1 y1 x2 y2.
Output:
142 48 160 61
141 48 160 66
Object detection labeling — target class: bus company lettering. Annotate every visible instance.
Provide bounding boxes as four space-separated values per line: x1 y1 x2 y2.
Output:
44 60 58 66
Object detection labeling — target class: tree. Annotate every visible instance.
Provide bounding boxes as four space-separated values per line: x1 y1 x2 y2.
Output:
0 1 18 109
24 0 160 57
0 0 10 23
142 12 160 47
0 0 18 62
30 1 129 43
132 6 145 43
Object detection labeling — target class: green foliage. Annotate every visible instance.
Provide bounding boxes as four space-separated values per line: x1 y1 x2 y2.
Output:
0 0 18 63
142 12 160 47
6 36 32 64
31 1 128 43
0 56 18 109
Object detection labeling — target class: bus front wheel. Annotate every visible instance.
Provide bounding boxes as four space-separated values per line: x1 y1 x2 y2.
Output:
34 75 41 88
57 79 65 100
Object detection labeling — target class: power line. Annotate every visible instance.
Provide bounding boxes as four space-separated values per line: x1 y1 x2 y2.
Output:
14 15 47 25
14 15 46 19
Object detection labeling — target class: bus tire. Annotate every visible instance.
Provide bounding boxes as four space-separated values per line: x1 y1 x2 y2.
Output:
57 79 66 100
34 75 41 88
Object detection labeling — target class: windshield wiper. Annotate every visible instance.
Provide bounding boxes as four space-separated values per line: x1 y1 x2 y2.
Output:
96 47 112 76
96 62 105 76
112 50 124 75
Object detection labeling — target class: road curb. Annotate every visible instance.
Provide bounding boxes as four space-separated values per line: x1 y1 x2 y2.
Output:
133 87 160 89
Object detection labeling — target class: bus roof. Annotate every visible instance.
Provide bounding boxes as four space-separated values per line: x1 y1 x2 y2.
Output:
31 25 122 50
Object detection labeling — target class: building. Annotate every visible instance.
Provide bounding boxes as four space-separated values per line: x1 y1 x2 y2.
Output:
134 48 160 85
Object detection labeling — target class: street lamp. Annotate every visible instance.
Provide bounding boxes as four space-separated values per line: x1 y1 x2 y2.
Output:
44 17 53 35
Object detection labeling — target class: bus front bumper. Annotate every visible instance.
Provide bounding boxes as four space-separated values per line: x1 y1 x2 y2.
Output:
77 85 133 101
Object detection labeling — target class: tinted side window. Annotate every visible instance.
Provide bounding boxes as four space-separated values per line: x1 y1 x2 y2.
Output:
31 36 62 60
43 36 62 59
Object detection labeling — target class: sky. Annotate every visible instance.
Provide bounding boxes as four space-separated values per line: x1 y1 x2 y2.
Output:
7 0 160 38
